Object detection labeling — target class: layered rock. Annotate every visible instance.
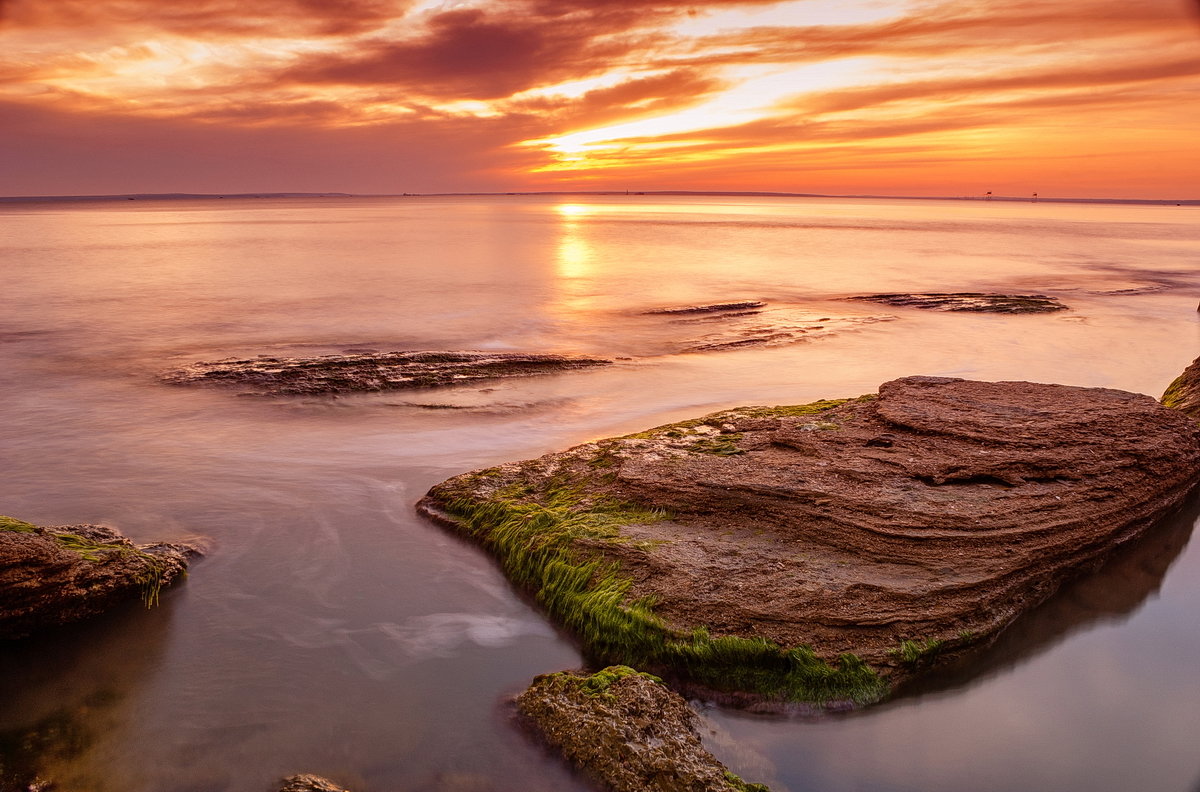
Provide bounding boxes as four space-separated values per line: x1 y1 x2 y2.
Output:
517 666 768 792
849 292 1067 313
419 376 1200 705
0 516 195 640
161 351 611 396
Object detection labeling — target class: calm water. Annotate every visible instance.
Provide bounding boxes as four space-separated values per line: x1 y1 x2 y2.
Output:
1 195 1198 792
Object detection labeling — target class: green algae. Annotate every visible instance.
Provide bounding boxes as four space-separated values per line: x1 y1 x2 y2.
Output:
1161 373 1188 410
725 771 772 792
617 397 857 441
892 638 944 667
0 515 37 533
541 665 664 700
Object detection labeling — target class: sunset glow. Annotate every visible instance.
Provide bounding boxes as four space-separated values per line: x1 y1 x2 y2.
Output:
1 0 1198 197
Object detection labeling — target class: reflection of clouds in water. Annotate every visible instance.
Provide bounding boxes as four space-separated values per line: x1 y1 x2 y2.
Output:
379 613 553 656
278 613 555 680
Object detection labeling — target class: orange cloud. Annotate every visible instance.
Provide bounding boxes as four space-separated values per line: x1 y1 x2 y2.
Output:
0 0 1196 197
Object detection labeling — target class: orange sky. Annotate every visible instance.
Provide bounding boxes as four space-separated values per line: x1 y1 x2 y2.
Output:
1 0 1198 197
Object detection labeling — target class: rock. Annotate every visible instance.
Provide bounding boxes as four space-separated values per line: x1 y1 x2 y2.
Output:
516 666 768 792
418 376 1200 706
278 774 353 792
161 351 612 396
642 301 767 316
0 516 197 640
635 303 895 354
1161 355 1200 419
849 292 1067 313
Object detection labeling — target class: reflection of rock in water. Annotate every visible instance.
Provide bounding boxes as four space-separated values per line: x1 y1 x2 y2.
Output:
635 300 896 354
894 487 1200 700
0 692 112 791
0 589 178 791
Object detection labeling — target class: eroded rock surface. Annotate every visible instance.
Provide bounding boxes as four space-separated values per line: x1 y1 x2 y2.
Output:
162 351 612 396
849 292 1067 313
0 516 196 640
419 376 1200 704
1162 355 1200 420
517 667 768 792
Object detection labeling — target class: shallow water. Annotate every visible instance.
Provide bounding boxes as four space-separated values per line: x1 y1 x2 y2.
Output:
1 195 1198 791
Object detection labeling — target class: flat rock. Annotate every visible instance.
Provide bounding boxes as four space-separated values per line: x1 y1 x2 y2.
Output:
516 666 768 792
0 516 196 640
849 292 1067 313
642 301 767 316
419 376 1200 705
162 351 612 396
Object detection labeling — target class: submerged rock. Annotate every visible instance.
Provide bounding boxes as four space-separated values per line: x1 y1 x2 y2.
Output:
162 351 612 396
419 376 1200 706
517 666 768 792
278 774 353 792
0 516 196 640
849 292 1067 313
1161 355 1200 420
642 301 767 316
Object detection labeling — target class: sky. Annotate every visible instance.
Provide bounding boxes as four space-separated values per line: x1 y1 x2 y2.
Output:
1 0 1198 198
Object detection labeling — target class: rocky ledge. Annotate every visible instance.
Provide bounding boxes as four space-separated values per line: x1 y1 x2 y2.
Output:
849 292 1067 313
517 666 768 792
418 375 1200 706
0 516 196 640
162 351 612 396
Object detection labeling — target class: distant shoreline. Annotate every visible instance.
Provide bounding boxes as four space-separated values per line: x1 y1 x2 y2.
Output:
1 190 1195 207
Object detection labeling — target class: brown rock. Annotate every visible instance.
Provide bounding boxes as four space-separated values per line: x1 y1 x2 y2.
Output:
516 666 768 792
419 376 1200 703
161 350 611 396
278 774 352 792
0 517 196 640
849 292 1067 313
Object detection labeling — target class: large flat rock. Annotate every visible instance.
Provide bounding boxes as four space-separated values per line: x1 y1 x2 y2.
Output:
418 376 1200 705
162 350 612 396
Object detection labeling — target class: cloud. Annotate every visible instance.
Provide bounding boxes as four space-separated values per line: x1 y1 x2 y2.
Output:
0 0 406 36
280 6 672 100
0 0 1197 196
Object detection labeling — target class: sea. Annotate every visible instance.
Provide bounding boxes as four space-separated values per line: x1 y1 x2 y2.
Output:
1 194 1198 792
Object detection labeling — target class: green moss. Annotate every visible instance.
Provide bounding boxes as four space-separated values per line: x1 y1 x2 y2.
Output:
434 474 887 706
1161 374 1188 409
574 665 663 698
689 434 744 456
618 398 858 442
0 515 37 533
892 638 944 667
724 770 772 792
726 397 858 418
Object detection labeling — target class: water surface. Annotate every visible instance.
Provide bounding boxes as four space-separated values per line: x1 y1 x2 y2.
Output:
1 195 1198 791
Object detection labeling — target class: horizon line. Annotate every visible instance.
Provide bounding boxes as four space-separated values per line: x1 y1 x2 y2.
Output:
1 190 1196 207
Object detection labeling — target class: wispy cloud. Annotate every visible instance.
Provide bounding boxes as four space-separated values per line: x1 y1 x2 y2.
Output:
0 0 1197 196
